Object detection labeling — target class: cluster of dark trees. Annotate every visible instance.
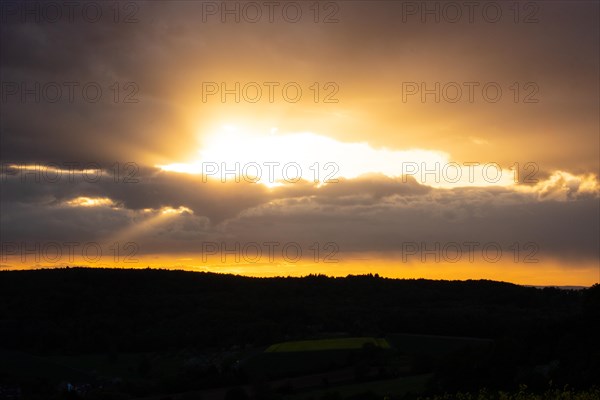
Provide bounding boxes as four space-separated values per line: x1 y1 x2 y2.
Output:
0 268 598 399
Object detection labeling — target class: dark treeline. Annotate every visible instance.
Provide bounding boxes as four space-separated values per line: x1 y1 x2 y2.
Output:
0 268 598 397
0 268 589 351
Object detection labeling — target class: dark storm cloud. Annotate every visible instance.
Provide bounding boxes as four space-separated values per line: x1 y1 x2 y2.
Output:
221 187 600 263
1 165 598 263
1 2 198 164
0 166 271 223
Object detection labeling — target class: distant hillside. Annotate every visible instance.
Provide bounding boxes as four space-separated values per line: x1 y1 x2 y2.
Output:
0 268 598 398
0 268 595 353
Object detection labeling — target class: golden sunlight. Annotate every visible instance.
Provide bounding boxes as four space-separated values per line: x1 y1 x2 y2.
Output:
66 197 115 207
158 125 522 188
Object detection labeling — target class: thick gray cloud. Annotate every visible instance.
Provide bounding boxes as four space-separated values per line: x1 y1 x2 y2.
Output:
1 167 597 264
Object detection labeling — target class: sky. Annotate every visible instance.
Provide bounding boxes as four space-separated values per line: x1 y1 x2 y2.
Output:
0 1 598 285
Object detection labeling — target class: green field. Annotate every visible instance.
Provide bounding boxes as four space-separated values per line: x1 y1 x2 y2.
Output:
247 334 491 380
266 337 391 353
243 337 395 379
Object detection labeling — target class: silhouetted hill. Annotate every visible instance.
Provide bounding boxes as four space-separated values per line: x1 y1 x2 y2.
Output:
0 268 585 351
0 268 598 398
